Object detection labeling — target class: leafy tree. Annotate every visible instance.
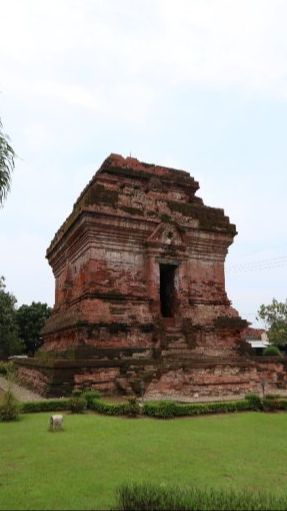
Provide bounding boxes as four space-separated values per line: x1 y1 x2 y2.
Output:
257 299 287 347
0 277 24 358
0 118 15 206
16 302 52 355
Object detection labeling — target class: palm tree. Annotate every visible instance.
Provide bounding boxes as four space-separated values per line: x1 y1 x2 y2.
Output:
0 118 15 206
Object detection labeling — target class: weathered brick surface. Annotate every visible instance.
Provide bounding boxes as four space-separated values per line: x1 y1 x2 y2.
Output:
74 368 120 393
17 367 49 396
16 155 287 398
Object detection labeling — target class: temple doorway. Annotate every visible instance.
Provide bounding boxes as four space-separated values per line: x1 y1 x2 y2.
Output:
160 264 177 317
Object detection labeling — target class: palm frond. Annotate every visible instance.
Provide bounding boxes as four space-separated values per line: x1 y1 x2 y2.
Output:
0 118 15 206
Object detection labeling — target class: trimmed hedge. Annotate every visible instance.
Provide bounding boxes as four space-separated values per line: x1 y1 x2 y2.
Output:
90 395 287 419
245 393 263 410
90 398 140 417
21 399 71 413
21 397 254 418
19 394 287 418
70 396 87 414
82 390 101 408
116 482 287 511
143 399 252 419
90 399 128 416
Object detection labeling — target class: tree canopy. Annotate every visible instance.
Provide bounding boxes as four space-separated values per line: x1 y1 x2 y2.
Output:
257 299 287 347
0 277 52 358
0 277 23 358
0 117 15 206
16 302 52 355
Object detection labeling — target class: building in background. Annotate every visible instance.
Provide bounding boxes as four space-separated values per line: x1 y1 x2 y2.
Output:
242 327 269 355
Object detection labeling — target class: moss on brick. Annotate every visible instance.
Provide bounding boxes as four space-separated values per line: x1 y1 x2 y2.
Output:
167 200 236 235
104 165 195 188
83 184 118 207
120 206 144 216
214 316 248 330
160 214 172 223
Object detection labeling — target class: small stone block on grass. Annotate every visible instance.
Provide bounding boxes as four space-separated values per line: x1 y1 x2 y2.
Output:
49 414 64 431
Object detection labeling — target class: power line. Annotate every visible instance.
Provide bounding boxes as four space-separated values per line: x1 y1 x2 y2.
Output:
227 255 287 274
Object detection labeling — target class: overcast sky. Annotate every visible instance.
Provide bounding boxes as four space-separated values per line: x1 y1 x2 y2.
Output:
1 0 287 327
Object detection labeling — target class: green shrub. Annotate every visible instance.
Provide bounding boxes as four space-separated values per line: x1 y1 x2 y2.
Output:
245 393 263 410
70 395 87 414
262 396 281 412
91 399 126 416
91 398 140 417
0 361 14 375
19 393 287 419
143 399 251 419
21 399 71 413
82 390 101 408
278 399 287 410
116 482 287 510
71 389 82 397
0 390 19 422
263 345 282 357
184 400 251 415
143 401 177 419
126 398 140 417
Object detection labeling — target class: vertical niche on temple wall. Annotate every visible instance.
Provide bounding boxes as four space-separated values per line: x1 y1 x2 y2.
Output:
159 263 178 317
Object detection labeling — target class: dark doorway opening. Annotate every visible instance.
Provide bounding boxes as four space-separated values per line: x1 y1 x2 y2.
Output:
160 264 177 317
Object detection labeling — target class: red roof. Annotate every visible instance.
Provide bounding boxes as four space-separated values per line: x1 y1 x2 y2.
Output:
242 327 266 340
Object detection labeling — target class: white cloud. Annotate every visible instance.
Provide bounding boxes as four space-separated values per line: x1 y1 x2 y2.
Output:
2 0 287 112
0 0 287 319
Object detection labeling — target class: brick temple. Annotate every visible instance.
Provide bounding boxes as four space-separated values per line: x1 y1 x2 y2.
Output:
17 154 287 398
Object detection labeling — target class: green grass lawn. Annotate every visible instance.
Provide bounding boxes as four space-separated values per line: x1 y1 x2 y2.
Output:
1 412 287 510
